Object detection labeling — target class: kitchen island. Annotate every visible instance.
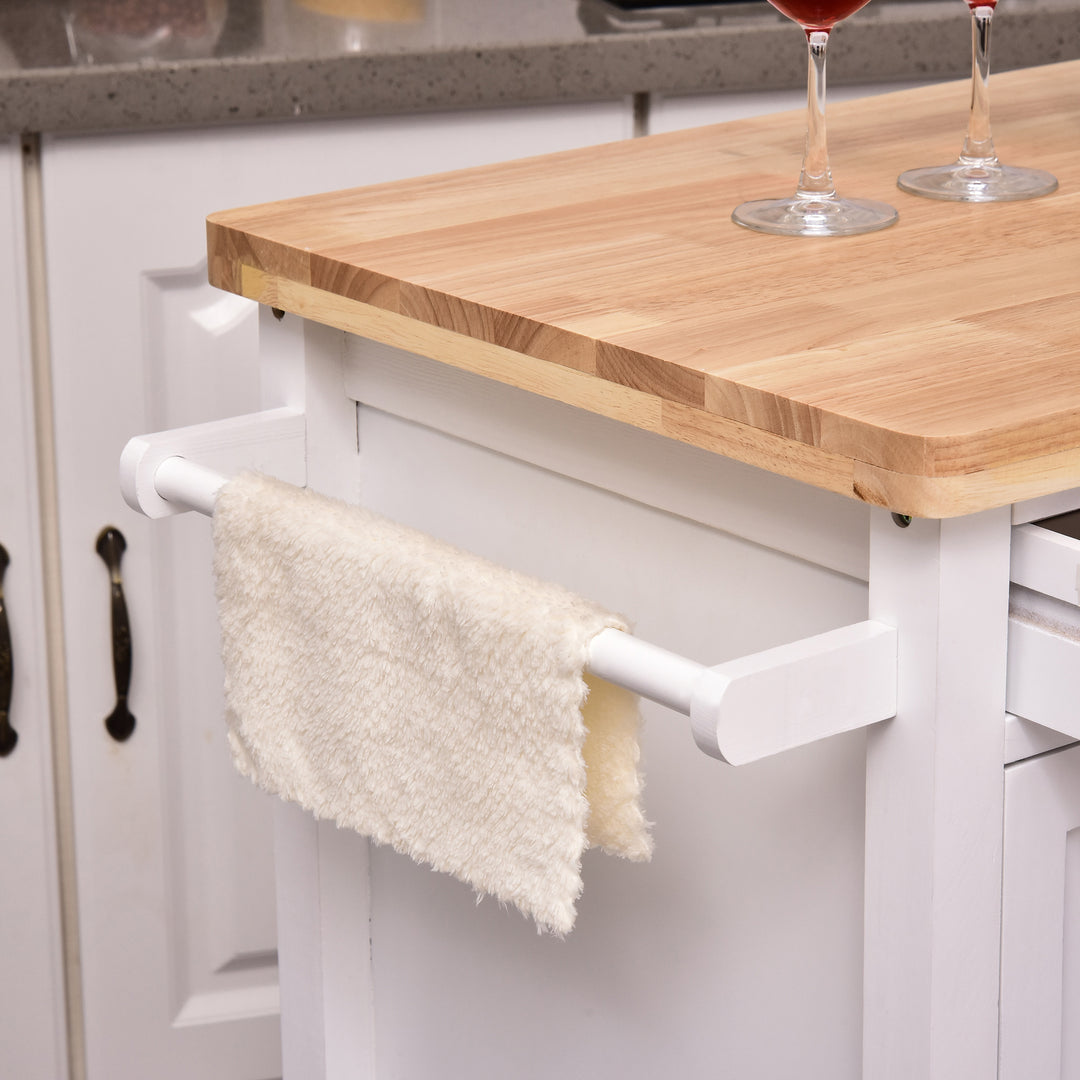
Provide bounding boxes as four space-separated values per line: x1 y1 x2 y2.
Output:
4 0 1077 1070
143 59 1080 1078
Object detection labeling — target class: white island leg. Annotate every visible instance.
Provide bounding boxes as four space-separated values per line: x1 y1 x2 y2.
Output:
266 313 376 1079
864 507 1012 1080
274 802 375 1080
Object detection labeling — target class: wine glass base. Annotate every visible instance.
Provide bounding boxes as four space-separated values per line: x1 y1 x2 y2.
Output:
897 162 1058 202
731 195 898 237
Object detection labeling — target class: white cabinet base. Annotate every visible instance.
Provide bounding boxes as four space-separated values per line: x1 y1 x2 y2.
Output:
1002 743 1080 1080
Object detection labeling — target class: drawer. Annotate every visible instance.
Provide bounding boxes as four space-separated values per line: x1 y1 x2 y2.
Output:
1011 510 1080 607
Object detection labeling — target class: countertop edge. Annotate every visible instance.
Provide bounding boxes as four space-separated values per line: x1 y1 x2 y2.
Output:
205 247 1080 520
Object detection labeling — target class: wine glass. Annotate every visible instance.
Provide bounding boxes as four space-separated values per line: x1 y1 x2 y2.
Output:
732 0 897 237
897 1 1057 201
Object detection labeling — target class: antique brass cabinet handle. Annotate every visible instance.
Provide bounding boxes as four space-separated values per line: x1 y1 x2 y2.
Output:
96 527 135 742
0 545 16 757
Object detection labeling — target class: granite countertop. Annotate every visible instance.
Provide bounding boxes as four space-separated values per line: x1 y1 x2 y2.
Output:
0 0 1076 135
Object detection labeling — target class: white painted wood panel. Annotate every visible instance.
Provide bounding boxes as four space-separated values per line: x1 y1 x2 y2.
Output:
1014 489 1080 526
1012 521 1080 608
1008 587 1080 743
0 138 68 1080
332 343 870 1078
41 101 630 1079
1001 742 1080 1080
343 337 872 581
1004 713 1076 767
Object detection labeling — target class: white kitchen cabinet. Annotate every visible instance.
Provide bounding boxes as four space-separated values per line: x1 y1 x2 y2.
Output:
1001 737 1080 1079
0 139 68 1080
38 101 631 1079
647 79 928 134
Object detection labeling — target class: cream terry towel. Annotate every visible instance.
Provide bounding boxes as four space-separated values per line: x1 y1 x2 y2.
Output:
212 472 651 935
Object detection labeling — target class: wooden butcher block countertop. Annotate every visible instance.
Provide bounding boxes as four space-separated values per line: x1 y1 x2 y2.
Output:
207 60 1080 519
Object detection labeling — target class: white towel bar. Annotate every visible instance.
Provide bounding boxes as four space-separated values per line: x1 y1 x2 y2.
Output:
120 442 897 765
153 457 226 517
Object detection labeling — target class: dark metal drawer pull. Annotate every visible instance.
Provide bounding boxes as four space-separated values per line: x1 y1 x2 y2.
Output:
96 527 135 742
0 545 16 757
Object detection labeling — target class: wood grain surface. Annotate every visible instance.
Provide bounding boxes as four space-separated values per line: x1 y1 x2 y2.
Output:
207 61 1080 517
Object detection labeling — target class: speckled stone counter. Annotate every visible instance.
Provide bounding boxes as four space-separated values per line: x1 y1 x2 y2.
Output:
0 0 1076 135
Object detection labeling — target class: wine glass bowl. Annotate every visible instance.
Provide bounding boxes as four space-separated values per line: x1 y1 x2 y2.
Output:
768 0 874 31
897 1 1058 202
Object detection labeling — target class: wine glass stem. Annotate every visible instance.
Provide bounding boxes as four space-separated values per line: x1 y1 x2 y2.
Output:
960 6 998 164
796 30 837 201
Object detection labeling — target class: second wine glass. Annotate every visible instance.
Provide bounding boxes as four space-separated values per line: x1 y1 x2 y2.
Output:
897 0 1058 201
732 0 897 237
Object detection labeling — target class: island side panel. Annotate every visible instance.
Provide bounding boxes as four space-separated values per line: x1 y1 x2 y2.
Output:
338 353 870 1078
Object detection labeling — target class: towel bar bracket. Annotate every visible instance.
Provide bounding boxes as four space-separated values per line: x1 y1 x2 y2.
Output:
119 408 306 518
687 620 896 765
588 620 896 765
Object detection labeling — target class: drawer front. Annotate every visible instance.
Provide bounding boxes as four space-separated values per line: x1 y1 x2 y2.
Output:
1008 519 1080 744
1012 520 1080 607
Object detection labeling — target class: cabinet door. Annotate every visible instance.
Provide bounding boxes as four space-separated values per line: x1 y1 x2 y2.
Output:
41 101 630 1080
1001 742 1080 1080
0 138 68 1079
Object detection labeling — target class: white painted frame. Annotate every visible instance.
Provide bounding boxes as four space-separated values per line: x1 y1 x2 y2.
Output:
1000 743 1080 1079
865 509 1012 1080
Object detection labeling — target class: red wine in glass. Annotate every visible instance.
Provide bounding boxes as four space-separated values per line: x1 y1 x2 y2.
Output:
769 0 875 31
731 0 897 236
897 1 1057 201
